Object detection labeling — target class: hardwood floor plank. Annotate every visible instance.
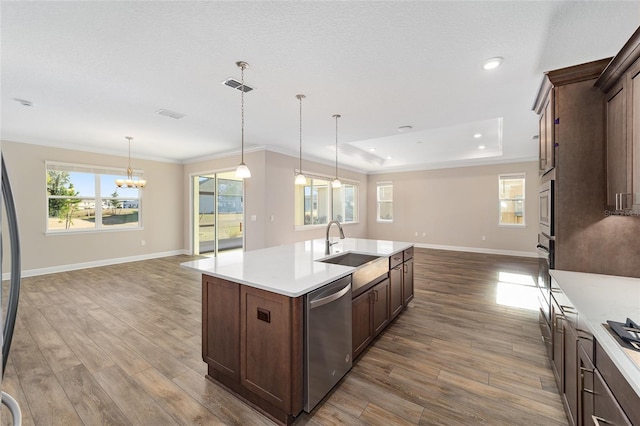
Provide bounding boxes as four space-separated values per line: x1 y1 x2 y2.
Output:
54 364 131 425
171 367 276 426
93 365 178 426
359 403 417 426
131 367 225 425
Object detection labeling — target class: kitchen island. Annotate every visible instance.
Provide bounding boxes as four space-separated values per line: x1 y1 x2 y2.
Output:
181 238 414 424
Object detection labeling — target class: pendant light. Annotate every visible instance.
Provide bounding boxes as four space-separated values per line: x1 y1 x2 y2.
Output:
295 94 307 185
235 61 251 178
115 136 146 188
332 114 342 188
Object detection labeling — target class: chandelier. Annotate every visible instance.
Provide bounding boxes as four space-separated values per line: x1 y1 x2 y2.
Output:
115 136 146 188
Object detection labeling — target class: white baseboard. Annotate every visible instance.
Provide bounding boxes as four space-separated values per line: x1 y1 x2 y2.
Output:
3 249 190 280
413 243 537 258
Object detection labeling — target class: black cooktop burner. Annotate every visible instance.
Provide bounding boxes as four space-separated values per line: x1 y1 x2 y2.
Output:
607 318 640 352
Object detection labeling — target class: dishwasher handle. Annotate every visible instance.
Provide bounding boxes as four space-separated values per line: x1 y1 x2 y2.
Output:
309 283 351 309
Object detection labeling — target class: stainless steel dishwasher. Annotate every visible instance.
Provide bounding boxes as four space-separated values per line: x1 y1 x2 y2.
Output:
304 274 352 412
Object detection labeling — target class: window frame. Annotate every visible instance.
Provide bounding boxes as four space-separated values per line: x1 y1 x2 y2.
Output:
376 181 393 223
294 173 360 230
498 173 526 227
45 161 144 234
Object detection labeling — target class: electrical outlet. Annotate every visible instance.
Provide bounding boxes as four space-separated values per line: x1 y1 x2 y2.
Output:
422 232 426 237
481 236 486 241
415 232 418 236
141 240 145 246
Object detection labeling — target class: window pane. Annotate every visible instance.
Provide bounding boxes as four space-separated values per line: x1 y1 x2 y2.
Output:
499 174 525 225
379 201 393 221
377 183 393 221
499 199 524 224
101 200 139 228
48 198 96 230
378 185 392 202
345 185 356 222
312 180 330 225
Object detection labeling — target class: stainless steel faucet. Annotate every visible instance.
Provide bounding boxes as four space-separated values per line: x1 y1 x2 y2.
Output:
325 220 345 254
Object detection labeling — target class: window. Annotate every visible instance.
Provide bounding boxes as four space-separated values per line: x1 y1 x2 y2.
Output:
46 162 142 233
377 182 393 222
294 176 359 227
499 173 525 226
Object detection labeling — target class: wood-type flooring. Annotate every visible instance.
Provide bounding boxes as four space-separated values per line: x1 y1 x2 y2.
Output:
1 248 568 425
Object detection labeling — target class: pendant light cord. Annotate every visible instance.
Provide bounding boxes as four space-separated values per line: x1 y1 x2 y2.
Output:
299 95 303 173
240 64 245 164
333 114 340 179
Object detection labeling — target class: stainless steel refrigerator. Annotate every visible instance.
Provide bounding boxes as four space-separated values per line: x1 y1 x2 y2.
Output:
2 154 23 425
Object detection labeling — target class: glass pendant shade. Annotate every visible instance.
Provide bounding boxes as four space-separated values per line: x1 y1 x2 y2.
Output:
235 162 251 178
332 178 342 188
295 173 306 185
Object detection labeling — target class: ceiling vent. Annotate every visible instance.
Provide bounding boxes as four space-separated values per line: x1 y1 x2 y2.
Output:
156 109 186 119
222 78 254 93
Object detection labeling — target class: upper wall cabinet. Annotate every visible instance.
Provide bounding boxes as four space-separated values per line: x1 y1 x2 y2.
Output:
533 59 611 177
596 27 640 211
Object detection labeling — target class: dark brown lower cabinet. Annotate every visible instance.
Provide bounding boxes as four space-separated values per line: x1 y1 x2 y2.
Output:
202 275 303 425
593 369 632 426
564 322 578 426
202 276 240 380
551 296 564 389
579 346 595 425
389 265 403 319
352 278 390 359
403 257 414 305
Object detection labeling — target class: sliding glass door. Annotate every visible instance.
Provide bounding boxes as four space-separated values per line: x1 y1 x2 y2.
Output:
193 171 243 256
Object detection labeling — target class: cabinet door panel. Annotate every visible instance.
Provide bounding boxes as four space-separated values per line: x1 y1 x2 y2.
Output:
594 370 632 426
579 346 594 426
552 298 564 388
240 286 299 411
389 266 403 319
564 323 578 426
202 276 240 380
403 258 414 305
606 84 629 208
352 290 372 359
372 279 390 337
632 67 640 209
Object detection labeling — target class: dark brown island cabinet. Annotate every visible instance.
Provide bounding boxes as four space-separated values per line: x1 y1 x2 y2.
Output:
201 247 414 425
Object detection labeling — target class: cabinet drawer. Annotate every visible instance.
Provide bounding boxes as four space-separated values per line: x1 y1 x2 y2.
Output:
403 247 414 261
595 340 640 425
593 369 632 426
389 252 403 269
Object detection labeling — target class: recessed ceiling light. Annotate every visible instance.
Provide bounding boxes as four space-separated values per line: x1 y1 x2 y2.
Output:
478 145 486 150
387 156 392 160
370 148 376 152
482 57 503 70
473 133 482 138
13 98 33 107
397 125 412 132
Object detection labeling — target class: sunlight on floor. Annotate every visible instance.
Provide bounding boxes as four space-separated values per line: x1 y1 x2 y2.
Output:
496 271 539 311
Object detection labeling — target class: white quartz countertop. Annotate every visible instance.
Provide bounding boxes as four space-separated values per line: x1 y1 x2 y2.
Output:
181 238 413 297
550 269 640 397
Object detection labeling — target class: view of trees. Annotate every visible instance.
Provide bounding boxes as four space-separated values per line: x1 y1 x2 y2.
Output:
47 170 80 229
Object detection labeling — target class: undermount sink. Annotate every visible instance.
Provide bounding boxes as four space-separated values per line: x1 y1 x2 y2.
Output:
318 252 380 267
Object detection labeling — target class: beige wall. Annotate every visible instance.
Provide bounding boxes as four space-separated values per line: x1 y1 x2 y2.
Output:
3 139 538 276
183 150 368 252
367 161 539 255
2 140 184 274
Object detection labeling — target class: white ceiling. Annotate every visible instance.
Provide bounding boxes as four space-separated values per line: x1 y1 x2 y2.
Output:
1 1 638 173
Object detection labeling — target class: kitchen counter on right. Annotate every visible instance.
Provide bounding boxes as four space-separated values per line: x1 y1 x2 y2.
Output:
550 269 640 398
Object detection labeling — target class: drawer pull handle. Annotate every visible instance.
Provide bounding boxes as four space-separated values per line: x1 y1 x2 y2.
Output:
576 328 593 340
560 305 576 313
580 367 594 374
592 415 612 425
